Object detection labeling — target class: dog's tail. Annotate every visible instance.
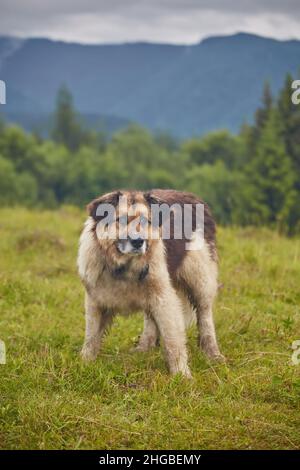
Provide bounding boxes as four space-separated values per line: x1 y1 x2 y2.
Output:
184 308 197 328
179 295 197 328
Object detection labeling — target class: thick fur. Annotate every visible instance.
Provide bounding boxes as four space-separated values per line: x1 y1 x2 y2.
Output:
78 189 224 377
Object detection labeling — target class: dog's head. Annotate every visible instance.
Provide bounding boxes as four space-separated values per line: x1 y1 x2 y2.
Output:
87 190 161 259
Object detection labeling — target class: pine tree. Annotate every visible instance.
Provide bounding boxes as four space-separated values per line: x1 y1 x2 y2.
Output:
51 85 83 151
255 81 273 131
246 108 296 232
277 73 300 232
0 114 5 135
244 81 273 162
278 73 300 186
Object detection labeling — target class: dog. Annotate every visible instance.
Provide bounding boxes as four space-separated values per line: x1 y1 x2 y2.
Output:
78 189 224 377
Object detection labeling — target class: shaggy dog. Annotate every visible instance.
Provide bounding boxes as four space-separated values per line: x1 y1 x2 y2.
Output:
78 189 224 377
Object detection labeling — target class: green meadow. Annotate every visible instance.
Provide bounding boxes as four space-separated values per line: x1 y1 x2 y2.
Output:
0 207 299 449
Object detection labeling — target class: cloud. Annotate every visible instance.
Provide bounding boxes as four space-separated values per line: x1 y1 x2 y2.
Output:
0 0 300 44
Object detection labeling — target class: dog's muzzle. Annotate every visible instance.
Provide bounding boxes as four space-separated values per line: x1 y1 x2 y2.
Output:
117 237 147 255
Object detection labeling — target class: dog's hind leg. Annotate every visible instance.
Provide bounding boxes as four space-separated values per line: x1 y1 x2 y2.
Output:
135 312 160 352
149 284 191 378
81 292 113 362
179 250 225 362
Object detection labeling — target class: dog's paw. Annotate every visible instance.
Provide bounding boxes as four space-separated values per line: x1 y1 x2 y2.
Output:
80 346 98 362
132 343 155 353
170 365 193 379
131 344 148 353
132 336 159 353
210 353 226 363
182 367 193 380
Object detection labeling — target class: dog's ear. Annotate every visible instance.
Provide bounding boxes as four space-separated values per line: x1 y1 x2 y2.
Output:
87 191 121 221
144 191 163 207
144 191 164 227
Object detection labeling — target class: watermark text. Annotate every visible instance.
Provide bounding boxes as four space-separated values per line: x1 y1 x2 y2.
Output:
0 340 6 364
291 340 300 365
0 80 6 105
291 80 300 105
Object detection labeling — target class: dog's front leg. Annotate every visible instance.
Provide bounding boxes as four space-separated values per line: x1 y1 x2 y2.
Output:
149 286 191 378
81 292 113 361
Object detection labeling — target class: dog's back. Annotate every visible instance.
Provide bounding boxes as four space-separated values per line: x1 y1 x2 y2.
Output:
147 189 217 279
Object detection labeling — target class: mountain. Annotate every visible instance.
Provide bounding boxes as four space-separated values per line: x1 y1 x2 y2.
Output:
0 33 299 137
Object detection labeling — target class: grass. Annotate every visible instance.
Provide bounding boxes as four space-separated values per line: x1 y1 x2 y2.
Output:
0 206 300 450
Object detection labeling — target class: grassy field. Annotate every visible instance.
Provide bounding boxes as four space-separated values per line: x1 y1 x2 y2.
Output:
0 207 299 450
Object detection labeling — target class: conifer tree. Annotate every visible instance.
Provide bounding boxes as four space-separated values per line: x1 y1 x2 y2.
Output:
278 73 300 186
277 73 300 232
247 107 296 231
51 85 83 151
244 81 273 161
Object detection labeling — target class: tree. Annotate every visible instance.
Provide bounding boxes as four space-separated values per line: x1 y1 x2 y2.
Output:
100 125 185 191
51 85 84 151
0 156 37 206
246 108 296 232
243 81 273 163
182 130 244 169
255 81 273 132
277 73 300 232
0 126 37 172
278 74 300 182
185 160 249 225
0 114 5 136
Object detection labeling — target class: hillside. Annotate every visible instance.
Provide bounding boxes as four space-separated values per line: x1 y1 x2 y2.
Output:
0 208 299 449
0 33 300 136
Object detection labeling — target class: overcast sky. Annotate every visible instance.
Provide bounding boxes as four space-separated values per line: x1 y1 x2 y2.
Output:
0 0 300 44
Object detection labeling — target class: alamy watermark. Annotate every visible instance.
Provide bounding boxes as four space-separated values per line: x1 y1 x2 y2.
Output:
291 80 300 105
94 195 205 251
0 80 6 105
0 340 6 364
291 340 300 365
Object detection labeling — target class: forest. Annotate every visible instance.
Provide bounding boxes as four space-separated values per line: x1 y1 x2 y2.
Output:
0 74 299 234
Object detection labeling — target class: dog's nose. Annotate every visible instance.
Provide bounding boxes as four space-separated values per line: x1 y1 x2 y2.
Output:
130 238 144 249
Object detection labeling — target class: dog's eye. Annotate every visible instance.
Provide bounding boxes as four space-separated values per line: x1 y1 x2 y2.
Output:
140 215 149 227
117 215 128 226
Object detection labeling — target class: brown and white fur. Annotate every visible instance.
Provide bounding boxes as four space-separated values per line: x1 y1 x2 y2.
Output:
78 189 224 378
